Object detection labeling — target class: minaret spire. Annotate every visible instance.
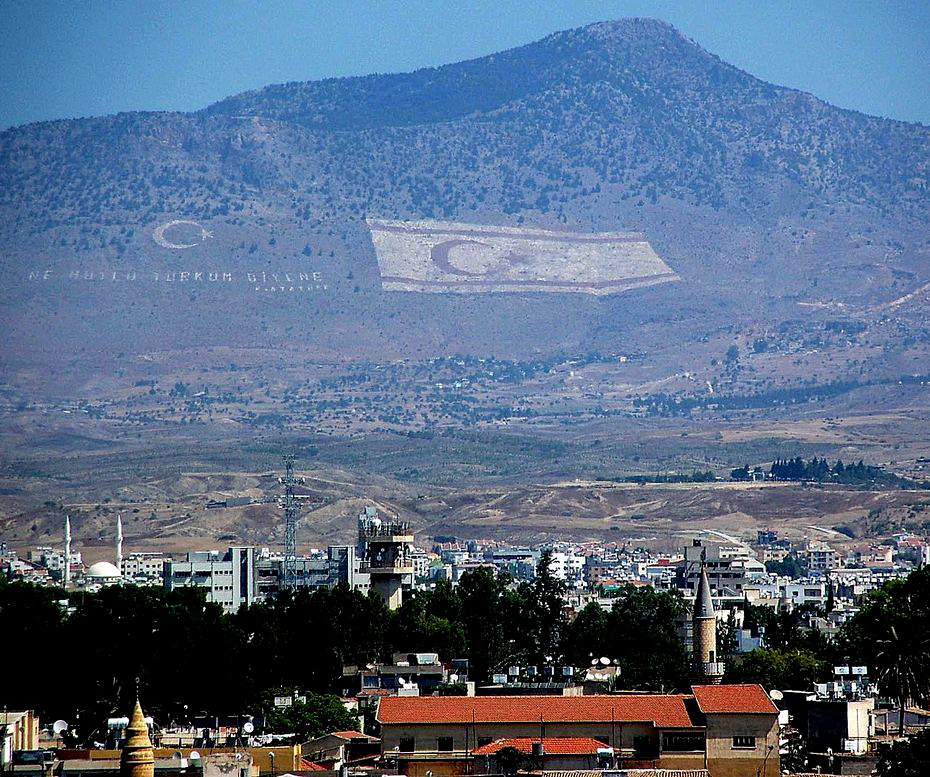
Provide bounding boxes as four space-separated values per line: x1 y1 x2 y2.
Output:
64 515 72 588
116 514 123 573
120 685 154 777
691 559 724 684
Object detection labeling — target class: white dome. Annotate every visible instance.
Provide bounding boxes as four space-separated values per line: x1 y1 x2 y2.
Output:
86 561 121 578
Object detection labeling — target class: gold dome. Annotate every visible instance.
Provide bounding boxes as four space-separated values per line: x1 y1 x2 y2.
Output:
120 698 154 777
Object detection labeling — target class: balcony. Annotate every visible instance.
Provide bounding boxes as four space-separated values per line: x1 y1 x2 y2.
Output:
361 521 412 538
692 661 726 676
370 561 414 575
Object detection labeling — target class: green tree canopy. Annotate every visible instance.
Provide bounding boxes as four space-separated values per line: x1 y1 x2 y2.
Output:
724 648 825 691
262 688 359 741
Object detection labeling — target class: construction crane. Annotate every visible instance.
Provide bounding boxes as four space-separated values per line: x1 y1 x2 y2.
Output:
279 455 305 590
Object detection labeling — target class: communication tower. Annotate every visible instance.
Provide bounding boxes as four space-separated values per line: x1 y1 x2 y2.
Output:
279 455 305 590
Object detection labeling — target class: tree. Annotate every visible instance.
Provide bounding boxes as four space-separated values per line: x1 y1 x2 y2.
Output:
562 586 689 692
561 602 609 665
874 624 930 735
838 567 930 734
876 730 930 777
724 648 824 691
262 688 359 741
516 550 567 667
388 595 466 660
495 746 526 776
454 568 523 683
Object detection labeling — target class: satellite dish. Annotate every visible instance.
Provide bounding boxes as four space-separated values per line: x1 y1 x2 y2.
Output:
53 720 69 735
398 677 406 687
189 752 202 761
612 659 620 665
769 689 784 701
172 752 184 761
242 722 255 734
599 656 611 666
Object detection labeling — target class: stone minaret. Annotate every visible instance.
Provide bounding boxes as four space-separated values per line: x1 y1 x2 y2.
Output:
120 696 154 777
691 562 724 684
116 514 124 573
64 515 72 588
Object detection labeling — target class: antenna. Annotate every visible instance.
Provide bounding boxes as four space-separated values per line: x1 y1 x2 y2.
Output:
279 455 305 590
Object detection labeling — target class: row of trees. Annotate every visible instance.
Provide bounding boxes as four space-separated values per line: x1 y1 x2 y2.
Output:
3 559 929 747
0 553 689 742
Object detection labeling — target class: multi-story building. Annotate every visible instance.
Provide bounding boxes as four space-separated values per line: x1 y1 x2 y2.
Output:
165 545 367 612
678 540 766 603
0 710 39 770
164 546 258 613
377 685 780 777
806 542 839 571
121 552 167 582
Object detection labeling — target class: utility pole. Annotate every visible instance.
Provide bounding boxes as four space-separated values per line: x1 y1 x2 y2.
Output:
279 455 304 590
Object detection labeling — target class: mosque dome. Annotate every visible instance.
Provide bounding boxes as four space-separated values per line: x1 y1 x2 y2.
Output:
86 560 121 578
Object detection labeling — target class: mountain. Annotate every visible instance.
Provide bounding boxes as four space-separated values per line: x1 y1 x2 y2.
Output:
1 18 928 376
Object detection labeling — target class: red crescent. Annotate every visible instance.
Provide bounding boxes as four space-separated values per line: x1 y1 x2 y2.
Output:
430 239 493 276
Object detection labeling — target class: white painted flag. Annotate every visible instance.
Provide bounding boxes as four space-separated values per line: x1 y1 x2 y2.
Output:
368 219 678 295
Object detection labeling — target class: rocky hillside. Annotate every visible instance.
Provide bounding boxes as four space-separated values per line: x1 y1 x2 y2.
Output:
1 18 928 370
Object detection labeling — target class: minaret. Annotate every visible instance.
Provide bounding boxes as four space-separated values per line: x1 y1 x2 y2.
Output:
691 562 724 684
64 515 72 588
120 695 154 777
116 514 123 574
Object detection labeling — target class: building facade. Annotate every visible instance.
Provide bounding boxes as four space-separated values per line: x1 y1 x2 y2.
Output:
377 687 779 777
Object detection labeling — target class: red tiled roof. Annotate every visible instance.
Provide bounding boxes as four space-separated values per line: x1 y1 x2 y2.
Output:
473 738 609 756
329 730 368 739
692 684 778 715
377 695 694 728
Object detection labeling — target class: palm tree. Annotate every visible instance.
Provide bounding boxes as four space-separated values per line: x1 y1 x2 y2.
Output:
874 620 930 735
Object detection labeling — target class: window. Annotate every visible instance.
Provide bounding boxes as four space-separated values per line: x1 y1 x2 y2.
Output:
732 736 756 749
399 737 414 752
663 733 705 752
633 736 653 757
477 737 492 748
594 735 610 745
438 737 454 752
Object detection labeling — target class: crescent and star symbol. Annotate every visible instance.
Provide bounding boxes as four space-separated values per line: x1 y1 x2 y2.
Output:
152 219 214 249
430 239 530 277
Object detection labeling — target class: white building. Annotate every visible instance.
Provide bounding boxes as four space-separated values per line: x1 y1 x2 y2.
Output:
164 546 257 613
807 542 840 571
121 552 167 581
680 540 766 602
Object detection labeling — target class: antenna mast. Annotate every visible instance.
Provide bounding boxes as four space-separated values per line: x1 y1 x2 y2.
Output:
279 455 304 590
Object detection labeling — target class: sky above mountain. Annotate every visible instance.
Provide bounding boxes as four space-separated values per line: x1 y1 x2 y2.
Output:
2 0 929 130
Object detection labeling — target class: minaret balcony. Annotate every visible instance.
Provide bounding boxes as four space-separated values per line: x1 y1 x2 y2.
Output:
692 661 726 676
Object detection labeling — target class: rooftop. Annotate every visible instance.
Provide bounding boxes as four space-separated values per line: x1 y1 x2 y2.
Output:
692 684 777 715
377 695 695 728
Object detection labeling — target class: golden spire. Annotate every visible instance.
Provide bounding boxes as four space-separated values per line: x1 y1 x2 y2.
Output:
120 695 154 777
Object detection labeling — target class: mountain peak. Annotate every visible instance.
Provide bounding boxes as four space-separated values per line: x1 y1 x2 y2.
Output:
206 17 731 131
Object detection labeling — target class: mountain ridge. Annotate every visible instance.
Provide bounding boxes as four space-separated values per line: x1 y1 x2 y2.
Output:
0 17 928 381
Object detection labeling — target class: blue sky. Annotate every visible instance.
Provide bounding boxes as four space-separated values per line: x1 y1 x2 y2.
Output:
1 0 928 130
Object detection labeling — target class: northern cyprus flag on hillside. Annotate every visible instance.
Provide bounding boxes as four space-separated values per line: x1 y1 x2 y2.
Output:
368 219 678 295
